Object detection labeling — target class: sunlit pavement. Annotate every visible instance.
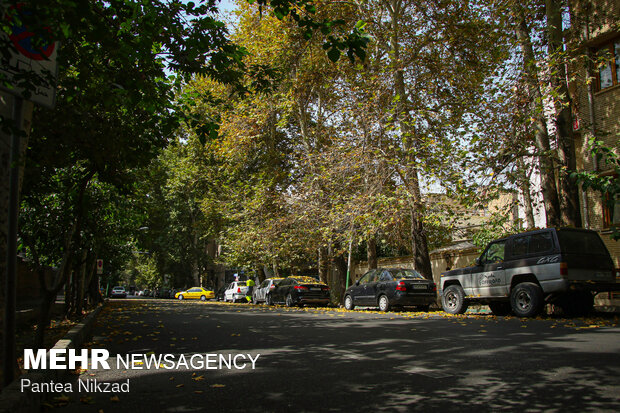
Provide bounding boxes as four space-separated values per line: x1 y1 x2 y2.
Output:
45 299 620 412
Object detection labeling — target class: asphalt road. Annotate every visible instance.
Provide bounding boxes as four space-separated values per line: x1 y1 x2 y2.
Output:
44 299 620 412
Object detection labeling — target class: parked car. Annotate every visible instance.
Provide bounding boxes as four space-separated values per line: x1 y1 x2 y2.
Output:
223 281 249 303
270 276 330 307
110 286 127 298
440 228 618 317
252 278 283 305
156 288 175 299
175 287 215 301
344 268 436 312
215 286 227 301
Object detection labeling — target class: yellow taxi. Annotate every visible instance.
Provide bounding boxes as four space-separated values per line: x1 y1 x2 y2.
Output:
175 287 215 301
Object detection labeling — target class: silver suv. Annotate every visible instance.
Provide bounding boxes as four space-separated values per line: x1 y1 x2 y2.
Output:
440 228 617 317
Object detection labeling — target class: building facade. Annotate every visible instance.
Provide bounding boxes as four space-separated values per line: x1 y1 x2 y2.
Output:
570 0 619 268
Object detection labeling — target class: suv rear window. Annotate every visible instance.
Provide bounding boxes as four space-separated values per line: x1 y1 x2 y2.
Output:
512 232 554 256
557 230 608 255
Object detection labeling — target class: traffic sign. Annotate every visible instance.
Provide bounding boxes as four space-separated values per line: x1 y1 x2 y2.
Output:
0 4 58 108
97 259 104 275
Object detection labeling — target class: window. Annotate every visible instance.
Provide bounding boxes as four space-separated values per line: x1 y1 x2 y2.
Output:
359 270 376 284
529 233 553 254
512 236 529 257
596 38 620 90
481 241 505 264
380 271 393 281
557 230 608 255
603 192 620 228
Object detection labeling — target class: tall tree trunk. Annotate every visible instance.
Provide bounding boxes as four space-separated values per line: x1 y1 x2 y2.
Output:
388 0 433 280
367 236 377 270
329 244 347 305
256 266 266 284
34 172 92 347
76 250 88 316
518 158 536 229
515 10 562 227
0 94 33 388
546 0 582 227
318 246 329 284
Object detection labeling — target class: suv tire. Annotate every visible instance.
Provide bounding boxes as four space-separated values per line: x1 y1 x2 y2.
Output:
510 282 543 317
442 285 468 314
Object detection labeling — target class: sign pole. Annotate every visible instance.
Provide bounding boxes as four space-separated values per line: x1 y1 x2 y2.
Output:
3 95 23 387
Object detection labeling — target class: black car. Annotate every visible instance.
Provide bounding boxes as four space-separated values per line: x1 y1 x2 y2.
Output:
215 285 227 301
344 268 436 312
270 276 330 307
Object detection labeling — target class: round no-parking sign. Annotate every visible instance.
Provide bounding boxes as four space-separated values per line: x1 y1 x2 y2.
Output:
9 19 56 61
0 3 58 108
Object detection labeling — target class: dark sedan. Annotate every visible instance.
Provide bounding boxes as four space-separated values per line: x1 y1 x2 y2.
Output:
270 276 330 307
344 268 436 312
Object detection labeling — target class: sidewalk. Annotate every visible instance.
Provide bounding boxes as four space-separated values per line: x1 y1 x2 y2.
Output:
0 303 104 413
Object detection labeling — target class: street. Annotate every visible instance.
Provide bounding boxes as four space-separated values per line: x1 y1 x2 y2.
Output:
46 299 620 412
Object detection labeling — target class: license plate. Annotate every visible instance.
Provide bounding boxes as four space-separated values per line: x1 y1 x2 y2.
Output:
413 284 427 290
311 288 321 291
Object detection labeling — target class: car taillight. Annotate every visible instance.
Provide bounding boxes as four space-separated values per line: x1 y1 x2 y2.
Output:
560 262 568 277
321 286 329 291
431 283 437 292
237 287 241 293
396 281 407 291
269 285 275 290
294 286 308 291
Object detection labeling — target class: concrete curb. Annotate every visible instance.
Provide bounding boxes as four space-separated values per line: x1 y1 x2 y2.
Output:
0 304 105 413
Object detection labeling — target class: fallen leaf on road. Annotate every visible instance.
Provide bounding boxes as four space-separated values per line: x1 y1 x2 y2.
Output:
211 384 226 388
110 396 120 402
80 396 94 404
176 384 184 388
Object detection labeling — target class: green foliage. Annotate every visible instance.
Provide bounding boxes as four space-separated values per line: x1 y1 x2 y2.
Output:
571 137 620 240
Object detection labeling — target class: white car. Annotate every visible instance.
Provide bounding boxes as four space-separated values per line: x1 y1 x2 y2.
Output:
110 286 127 298
252 278 283 305
224 281 249 303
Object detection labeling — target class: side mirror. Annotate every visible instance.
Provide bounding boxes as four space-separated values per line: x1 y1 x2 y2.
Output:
355 280 360 286
475 257 482 266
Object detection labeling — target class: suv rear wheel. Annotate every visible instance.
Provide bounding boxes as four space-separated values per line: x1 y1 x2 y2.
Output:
510 282 543 317
442 285 468 314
